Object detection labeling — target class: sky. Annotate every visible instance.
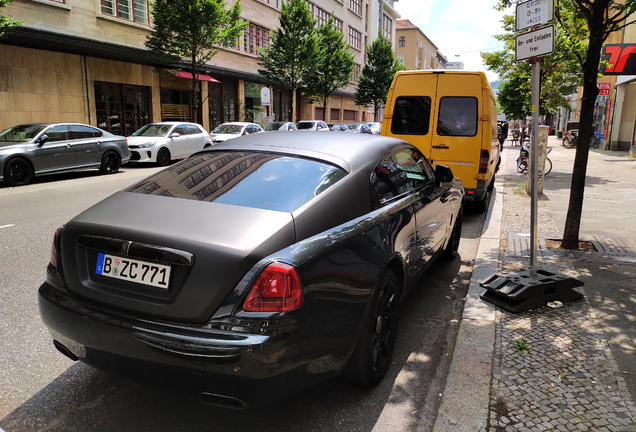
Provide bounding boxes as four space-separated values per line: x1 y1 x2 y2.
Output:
393 0 512 83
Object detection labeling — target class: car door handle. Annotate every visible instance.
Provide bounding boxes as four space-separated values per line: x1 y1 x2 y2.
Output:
432 145 449 149
440 191 452 203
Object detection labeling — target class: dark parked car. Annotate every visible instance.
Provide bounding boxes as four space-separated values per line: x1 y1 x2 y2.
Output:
347 123 373 134
0 123 130 186
367 122 382 135
328 123 349 132
39 132 464 408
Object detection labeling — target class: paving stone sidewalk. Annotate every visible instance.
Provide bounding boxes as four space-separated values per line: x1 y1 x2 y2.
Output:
486 146 636 432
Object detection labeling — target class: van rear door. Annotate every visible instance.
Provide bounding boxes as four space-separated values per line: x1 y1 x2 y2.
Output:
384 72 438 154
429 73 483 190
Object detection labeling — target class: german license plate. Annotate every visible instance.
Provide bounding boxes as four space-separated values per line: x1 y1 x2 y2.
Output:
96 253 171 289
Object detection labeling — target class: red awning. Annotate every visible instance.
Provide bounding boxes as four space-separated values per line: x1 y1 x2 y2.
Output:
163 69 221 83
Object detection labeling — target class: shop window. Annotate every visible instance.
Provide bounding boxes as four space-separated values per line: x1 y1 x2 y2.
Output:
101 0 148 25
161 89 193 123
348 27 361 50
209 78 238 130
244 23 269 55
95 82 151 136
330 108 340 122
343 109 357 122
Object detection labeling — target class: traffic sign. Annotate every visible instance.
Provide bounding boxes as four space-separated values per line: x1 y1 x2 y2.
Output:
515 25 554 61
516 0 554 31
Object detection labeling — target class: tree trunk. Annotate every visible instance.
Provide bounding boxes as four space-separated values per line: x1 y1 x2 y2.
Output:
191 54 198 124
561 24 603 249
288 89 294 122
292 88 298 123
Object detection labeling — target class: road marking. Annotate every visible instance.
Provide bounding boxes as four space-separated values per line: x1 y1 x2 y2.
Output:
0 224 15 229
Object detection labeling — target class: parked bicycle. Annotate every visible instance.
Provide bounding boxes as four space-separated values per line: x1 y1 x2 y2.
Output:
516 144 552 175
562 129 600 149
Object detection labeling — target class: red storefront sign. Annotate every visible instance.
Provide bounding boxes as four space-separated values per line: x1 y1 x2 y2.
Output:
601 44 636 75
597 82 611 96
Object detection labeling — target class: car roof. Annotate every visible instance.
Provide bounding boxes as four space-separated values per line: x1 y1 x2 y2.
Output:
207 131 410 173
218 122 256 126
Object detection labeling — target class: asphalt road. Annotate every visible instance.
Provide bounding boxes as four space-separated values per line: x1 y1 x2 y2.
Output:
0 165 486 432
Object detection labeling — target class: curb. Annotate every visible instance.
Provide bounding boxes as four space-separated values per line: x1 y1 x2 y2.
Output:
431 151 505 432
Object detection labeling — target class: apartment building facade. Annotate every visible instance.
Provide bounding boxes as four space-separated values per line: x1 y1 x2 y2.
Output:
394 18 440 70
0 0 392 132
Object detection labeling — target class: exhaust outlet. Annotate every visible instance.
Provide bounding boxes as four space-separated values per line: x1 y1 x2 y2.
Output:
199 392 246 410
53 340 78 361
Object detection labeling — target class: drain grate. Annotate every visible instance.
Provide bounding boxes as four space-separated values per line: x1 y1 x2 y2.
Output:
507 231 636 263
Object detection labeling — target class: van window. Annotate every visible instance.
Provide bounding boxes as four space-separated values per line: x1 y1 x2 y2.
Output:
437 97 478 137
391 96 431 135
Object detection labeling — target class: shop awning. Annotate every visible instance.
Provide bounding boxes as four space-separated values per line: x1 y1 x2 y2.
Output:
163 69 221 83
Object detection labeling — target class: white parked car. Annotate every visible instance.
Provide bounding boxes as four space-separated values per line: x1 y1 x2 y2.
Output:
296 120 330 131
127 122 212 166
210 122 263 143
264 121 297 131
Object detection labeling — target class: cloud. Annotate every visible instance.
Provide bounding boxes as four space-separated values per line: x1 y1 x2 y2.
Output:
393 0 435 24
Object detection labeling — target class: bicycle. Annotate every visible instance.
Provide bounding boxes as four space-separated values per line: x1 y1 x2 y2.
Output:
562 130 600 149
517 146 552 175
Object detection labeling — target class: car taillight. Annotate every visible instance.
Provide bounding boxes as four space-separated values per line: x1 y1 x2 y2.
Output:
479 150 489 174
50 226 63 269
243 262 302 312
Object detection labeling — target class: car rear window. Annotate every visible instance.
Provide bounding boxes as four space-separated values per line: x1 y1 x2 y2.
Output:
125 152 347 213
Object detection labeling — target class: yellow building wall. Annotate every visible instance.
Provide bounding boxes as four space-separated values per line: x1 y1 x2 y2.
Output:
0 44 87 130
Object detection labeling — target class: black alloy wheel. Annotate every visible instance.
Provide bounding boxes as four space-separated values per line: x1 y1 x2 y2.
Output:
156 148 171 167
343 270 399 384
100 151 121 174
442 207 463 260
4 158 34 186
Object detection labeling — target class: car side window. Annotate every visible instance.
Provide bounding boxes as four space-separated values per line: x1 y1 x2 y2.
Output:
185 125 201 135
437 96 478 137
371 147 431 205
69 125 99 140
44 125 69 142
391 96 432 135
172 126 186 136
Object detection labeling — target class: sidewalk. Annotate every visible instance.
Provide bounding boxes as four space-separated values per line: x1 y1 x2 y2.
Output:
433 136 636 432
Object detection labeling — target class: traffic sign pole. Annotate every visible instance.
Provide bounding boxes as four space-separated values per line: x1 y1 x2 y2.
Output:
530 58 540 277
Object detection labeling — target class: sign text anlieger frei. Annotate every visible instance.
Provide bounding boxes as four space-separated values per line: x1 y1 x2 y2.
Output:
515 0 554 31
515 25 555 61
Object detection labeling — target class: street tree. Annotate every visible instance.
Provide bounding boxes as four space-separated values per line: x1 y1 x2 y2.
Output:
146 0 247 124
489 0 636 250
305 17 355 121
258 0 319 122
354 37 403 122
1 0 24 38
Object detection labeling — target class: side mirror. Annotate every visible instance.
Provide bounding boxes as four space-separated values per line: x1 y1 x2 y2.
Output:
435 164 454 184
38 134 49 145
170 133 180 138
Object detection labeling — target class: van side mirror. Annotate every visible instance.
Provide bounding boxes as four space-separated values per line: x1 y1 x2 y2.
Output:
435 164 454 184
38 134 49 145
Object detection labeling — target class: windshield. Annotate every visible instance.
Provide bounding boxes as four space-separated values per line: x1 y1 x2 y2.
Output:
0 125 47 142
212 124 243 134
296 122 316 130
126 152 348 213
264 122 285 131
347 124 361 130
132 124 173 137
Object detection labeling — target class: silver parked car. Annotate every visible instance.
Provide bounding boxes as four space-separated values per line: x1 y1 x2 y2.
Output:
0 123 130 186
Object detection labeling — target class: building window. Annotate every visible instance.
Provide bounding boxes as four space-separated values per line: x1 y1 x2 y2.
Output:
343 109 357 121
349 0 361 15
348 27 361 50
334 17 343 33
244 23 269 55
258 0 281 8
398 54 405 65
330 108 340 121
399 36 405 47
351 64 361 83
315 107 324 120
382 14 392 41
316 6 329 26
101 0 148 25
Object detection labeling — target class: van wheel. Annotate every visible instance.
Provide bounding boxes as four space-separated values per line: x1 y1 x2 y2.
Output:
475 180 494 214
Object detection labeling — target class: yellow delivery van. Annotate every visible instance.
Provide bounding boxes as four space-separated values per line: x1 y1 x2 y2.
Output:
381 70 499 213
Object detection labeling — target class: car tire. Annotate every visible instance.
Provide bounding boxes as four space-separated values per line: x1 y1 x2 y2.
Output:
475 180 493 214
342 269 399 385
4 157 34 186
99 151 121 174
156 148 171 167
442 206 463 260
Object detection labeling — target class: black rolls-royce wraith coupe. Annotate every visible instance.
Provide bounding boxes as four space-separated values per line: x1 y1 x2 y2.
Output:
39 132 464 408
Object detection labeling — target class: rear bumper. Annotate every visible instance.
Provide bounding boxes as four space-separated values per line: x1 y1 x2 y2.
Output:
463 179 488 202
38 282 341 407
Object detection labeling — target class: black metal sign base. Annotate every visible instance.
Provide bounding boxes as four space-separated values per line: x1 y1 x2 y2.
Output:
479 267 584 313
